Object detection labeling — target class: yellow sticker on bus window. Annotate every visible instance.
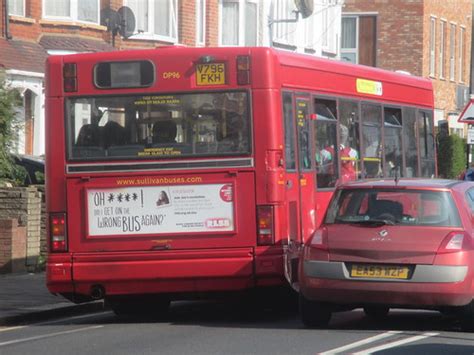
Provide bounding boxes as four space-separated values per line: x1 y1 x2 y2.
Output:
196 63 225 85
356 78 383 96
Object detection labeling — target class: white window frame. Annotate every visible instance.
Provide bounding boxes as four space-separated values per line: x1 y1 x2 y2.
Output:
450 22 456 81
42 0 100 25
429 16 436 77
219 0 259 47
340 15 359 64
8 0 25 17
439 20 446 79
459 26 465 83
196 0 206 46
125 0 178 43
321 0 338 55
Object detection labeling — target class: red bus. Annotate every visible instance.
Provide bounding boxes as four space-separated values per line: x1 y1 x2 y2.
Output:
45 47 435 312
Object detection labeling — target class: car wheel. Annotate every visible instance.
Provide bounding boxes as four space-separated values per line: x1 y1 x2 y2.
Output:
459 300 474 332
299 293 331 328
363 305 390 320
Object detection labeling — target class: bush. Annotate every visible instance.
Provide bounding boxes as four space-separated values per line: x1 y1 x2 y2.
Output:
437 134 466 179
0 71 23 185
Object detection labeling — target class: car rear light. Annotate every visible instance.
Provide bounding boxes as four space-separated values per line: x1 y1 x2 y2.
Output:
236 55 250 85
257 205 274 245
309 227 328 250
63 63 77 92
50 213 67 252
437 231 471 254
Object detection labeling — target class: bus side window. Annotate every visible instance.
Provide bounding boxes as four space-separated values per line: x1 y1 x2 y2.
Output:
361 103 383 179
314 98 338 188
339 100 360 182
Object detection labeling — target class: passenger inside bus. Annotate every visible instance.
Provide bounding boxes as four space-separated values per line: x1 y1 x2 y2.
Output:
339 125 358 182
153 120 178 144
103 120 127 148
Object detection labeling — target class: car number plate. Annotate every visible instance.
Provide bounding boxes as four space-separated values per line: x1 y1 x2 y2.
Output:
350 264 409 279
196 63 225 85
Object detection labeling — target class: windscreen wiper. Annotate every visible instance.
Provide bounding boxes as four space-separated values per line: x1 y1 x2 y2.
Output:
348 219 396 226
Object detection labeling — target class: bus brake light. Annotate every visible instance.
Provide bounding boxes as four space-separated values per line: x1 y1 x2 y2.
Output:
257 205 274 246
63 63 77 92
236 56 250 85
50 213 67 252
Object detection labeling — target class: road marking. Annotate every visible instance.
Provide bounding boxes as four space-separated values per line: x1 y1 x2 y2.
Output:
319 331 403 354
0 326 25 333
352 332 439 354
34 311 112 325
0 325 103 347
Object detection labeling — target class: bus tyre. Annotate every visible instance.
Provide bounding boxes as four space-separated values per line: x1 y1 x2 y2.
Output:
459 300 474 332
299 293 331 328
363 305 390 320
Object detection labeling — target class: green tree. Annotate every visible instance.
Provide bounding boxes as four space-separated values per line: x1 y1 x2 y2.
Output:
0 69 23 184
437 134 466 179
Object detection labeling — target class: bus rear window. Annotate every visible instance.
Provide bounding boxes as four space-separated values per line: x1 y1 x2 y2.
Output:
95 61 154 88
66 92 251 160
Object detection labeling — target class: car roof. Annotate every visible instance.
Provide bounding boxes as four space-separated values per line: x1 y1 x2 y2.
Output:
338 178 463 190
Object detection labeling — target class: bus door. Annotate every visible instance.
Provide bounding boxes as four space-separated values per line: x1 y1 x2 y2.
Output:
283 93 316 290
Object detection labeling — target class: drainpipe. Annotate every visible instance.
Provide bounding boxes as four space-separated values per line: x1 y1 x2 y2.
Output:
4 0 12 39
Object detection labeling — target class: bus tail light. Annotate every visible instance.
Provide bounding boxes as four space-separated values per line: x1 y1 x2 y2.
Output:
50 213 67 252
63 63 77 92
257 205 274 245
437 231 471 254
236 56 250 85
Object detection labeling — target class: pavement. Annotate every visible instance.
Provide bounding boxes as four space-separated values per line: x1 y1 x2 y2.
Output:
0 272 104 326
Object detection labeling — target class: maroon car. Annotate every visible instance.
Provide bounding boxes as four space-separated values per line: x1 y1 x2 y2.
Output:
299 179 474 331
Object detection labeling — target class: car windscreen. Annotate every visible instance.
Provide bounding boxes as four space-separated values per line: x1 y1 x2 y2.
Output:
325 188 461 227
66 91 251 161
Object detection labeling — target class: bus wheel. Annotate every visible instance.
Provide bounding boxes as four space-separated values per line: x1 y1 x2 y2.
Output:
299 293 331 328
363 305 390 321
459 301 474 332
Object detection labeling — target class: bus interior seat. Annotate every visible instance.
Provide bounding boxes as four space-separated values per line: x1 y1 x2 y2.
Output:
195 142 218 154
107 145 145 157
76 124 101 146
72 146 106 158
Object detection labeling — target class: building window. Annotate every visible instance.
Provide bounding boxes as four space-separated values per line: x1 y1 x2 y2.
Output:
196 0 206 46
272 0 297 47
220 0 257 46
126 0 178 42
321 0 338 54
439 20 446 79
43 0 99 24
450 23 456 81
341 17 357 63
8 0 25 17
459 26 465 83
429 17 436 77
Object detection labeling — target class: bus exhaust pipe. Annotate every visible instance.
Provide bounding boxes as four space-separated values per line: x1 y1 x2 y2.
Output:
90 285 105 300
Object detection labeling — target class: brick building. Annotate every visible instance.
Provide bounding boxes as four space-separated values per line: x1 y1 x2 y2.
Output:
342 0 472 136
0 0 342 157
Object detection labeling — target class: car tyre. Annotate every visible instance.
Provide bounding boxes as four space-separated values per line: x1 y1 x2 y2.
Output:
459 300 474 332
299 293 331 328
363 305 390 320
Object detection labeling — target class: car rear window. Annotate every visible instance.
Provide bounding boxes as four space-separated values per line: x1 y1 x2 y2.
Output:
325 188 461 227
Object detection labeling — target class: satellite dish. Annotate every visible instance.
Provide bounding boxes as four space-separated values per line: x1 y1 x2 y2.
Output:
294 0 314 19
100 8 119 32
117 6 136 39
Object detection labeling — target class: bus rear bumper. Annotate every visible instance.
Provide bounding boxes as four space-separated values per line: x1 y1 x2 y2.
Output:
47 247 285 299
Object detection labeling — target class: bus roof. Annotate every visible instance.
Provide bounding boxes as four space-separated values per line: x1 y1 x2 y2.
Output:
46 46 433 108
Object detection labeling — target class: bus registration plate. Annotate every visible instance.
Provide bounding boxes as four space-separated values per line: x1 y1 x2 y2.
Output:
350 264 409 279
196 63 225 85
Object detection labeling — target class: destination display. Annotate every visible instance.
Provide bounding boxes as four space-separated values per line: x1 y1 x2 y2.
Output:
87 183 234 236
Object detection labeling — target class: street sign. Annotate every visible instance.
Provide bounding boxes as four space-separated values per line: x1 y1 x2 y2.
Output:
468 125 474 144
458 99 474 123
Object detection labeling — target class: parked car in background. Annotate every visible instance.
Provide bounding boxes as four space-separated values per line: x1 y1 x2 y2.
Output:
299 179 474 331
12 154 45 186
